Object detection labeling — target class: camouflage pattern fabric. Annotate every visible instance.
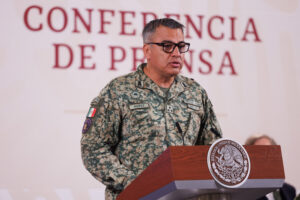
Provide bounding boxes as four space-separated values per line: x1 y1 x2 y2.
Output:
81 63 222 200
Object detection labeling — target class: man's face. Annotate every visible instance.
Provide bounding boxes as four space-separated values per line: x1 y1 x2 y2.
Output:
144 26 185 78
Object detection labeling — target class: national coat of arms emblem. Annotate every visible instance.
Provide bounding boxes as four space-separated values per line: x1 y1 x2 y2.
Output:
207 139 251 188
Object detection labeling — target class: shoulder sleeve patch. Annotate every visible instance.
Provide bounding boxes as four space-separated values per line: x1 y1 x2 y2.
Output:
82 118 92 134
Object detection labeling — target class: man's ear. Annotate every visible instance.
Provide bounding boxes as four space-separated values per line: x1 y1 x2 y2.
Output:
143 44 151 60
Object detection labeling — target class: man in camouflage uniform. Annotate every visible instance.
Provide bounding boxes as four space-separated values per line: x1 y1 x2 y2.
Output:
81 18 222 200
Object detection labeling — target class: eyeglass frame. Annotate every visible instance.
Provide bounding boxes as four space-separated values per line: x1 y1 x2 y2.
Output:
146 41 190 53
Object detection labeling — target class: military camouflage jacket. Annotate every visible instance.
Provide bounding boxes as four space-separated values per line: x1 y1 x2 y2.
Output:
81 63 222 200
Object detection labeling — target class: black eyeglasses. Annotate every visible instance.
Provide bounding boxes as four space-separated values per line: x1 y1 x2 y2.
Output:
146 41 190 53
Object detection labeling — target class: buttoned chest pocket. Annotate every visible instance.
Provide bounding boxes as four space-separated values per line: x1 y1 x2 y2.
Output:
122 103 155 142
180 100 203 120
171 99 204 123
128 103 151 124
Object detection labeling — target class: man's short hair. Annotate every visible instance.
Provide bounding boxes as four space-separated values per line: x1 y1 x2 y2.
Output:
142 18 184 43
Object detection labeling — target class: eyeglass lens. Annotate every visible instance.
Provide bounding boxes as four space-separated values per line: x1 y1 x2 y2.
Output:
163 42 189 53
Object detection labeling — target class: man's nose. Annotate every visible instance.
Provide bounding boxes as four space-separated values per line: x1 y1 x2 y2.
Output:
171 46 181 56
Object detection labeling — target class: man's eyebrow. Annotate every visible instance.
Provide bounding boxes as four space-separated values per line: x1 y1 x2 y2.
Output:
161 40 185 43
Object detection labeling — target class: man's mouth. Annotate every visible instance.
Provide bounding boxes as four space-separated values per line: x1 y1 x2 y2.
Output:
170 61 181 68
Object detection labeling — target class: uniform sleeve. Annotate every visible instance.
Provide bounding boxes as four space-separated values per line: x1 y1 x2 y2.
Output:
196 89 223 145
80 85 136 191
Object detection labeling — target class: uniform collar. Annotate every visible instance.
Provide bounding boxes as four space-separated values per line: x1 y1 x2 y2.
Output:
135 63 187 100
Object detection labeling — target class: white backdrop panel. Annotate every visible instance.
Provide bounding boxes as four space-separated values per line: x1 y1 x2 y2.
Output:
0 0 299 199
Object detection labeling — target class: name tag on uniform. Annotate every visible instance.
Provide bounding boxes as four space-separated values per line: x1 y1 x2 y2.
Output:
187 104 201 111
129 103 149 110
184 100 201 111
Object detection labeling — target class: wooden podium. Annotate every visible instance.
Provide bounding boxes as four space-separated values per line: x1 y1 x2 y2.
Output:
117 145 284 200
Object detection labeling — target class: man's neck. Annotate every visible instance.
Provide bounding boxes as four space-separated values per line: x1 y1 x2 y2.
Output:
143 65 175 88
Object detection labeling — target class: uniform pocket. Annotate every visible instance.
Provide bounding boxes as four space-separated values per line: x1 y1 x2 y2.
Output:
128 103 151 124
122 103 154 142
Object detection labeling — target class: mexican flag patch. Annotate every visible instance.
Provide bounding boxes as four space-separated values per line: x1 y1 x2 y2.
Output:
87 107 97 118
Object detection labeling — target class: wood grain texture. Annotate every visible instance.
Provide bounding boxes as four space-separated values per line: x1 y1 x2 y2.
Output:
117 145 284 200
